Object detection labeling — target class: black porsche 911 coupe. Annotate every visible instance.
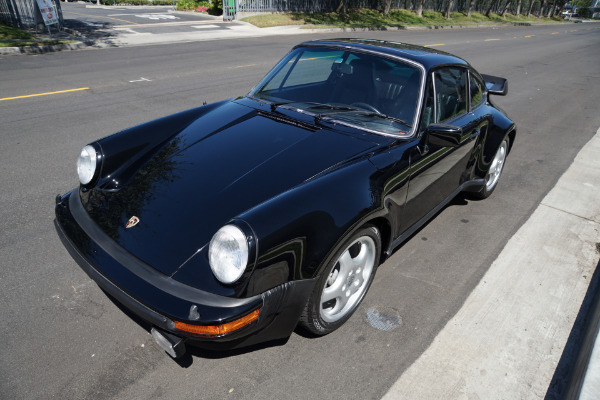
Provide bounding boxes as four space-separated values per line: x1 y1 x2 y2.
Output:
55 39 516 358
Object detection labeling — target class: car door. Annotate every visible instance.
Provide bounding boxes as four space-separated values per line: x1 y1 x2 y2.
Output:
399 66 483 232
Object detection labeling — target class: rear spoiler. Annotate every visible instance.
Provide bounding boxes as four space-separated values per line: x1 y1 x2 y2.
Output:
481 74 508 96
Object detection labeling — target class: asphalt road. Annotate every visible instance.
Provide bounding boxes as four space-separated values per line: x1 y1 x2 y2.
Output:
1 24 599 399
61 3 228 43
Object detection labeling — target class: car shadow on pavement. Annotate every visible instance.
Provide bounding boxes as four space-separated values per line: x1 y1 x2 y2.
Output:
99 193 476 367
63 19 120 47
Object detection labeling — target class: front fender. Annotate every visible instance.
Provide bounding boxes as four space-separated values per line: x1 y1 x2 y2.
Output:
239 158 382 295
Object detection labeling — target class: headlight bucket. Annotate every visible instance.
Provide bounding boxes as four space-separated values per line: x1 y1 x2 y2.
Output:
209 222 256 285
77 144 102 186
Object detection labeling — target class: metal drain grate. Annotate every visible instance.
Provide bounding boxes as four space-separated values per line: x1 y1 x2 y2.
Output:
366 306 402 331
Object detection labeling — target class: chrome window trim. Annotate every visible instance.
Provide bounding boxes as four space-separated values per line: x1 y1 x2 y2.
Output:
250 44 427 140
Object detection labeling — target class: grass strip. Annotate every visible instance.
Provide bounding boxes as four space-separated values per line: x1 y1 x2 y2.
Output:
0 23 75 48
241 10 565 28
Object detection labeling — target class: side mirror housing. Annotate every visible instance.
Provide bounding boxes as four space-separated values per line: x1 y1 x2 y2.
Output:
481 74 508 96
426 124 462 147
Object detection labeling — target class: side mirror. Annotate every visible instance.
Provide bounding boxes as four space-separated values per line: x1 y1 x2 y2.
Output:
481 74 508 96
426 124 462 147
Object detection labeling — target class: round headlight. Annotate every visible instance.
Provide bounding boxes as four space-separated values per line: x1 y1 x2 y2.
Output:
209 225 249 284
77 145 97 185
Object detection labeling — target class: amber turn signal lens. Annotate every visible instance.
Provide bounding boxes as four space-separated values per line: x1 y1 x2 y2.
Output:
174 309 260 337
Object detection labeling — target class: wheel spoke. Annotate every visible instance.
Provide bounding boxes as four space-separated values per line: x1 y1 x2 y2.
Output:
322 282 342 304
337 250 354 278
486 140 508 191
319 234 378 323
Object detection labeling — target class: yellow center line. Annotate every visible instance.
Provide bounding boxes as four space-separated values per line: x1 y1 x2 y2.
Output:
552 32 559 34
231 64 257 69
0 87 90 101
424 43 445 47
485 38 501 41
524 35 535 38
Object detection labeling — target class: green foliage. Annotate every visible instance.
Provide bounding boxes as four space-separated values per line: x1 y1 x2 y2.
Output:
176 0 210 10
0 22 34 40
210 0 223 15
241 8 570 28
0 22 74 47
99 0 174 5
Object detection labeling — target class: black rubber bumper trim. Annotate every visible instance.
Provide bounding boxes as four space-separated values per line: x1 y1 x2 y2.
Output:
54 190 317 345
55 217 173 331
68 189 262 309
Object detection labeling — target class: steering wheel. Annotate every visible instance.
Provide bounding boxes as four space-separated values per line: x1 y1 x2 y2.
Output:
350 102 382 114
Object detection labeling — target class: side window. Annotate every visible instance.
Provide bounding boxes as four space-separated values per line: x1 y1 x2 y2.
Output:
433 67 467 122
469 72 485 109
421 82 435 130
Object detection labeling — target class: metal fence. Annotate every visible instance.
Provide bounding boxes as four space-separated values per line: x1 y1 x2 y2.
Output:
0 0 63 30
230 0 434 19
235 0 396 15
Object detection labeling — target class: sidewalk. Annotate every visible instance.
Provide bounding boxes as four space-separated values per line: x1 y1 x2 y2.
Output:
383 128 600 399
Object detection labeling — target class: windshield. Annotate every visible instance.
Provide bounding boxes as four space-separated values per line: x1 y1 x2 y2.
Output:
250 46 423 136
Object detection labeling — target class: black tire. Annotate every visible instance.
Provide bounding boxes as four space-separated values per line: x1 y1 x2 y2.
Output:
300 225 381 335
473 137 509 199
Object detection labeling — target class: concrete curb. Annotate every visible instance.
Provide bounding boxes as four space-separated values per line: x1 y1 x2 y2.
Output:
0 41 86 55
382 128 600 399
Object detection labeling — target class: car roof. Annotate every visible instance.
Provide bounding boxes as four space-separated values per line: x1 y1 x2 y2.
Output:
297 38 470 71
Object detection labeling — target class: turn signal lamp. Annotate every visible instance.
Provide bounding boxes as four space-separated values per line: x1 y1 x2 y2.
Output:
174 309 260 337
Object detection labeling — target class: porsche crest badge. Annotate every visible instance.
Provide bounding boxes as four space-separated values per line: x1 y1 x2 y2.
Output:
125 216 140 229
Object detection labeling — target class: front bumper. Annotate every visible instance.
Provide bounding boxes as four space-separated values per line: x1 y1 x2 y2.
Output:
55 190 315 351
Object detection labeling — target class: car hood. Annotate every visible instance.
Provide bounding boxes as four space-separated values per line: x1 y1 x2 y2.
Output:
81 100 379 276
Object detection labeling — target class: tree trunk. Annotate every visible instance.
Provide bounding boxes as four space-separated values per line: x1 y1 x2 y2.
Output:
527 0 535 16
383 0 393 16
416 0 426 16
516 0 522 15
547 0 557 17
537 0 547 16
446 0 455 18
467 0 476 16
336 0 347 16
501 0 511 16
485 0 498 16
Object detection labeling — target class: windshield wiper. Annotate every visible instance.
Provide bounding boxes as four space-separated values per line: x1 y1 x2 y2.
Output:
352 112 413 128
269 101 297 112
305 103 360 112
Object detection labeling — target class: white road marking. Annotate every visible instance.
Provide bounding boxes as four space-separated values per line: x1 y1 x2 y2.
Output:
191 25 220 29
129 77 151 83
109 13 180 20
80 21 103 27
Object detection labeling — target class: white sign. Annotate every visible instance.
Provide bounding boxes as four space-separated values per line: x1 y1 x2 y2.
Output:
35 0 58 26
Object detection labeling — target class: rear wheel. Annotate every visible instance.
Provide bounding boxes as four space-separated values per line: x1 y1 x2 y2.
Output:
300 225 381 335
474 137 509 199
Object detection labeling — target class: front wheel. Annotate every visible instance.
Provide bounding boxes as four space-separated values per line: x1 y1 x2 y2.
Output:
474 137 509 199
300 225 381 335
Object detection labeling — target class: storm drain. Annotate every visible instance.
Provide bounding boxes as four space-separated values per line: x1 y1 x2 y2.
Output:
366 306 402 331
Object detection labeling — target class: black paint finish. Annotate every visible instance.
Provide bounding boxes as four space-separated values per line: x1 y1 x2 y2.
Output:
55 40 516 350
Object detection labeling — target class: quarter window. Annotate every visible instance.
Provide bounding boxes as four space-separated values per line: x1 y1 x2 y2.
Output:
469 72 485 109
433 67 467 122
